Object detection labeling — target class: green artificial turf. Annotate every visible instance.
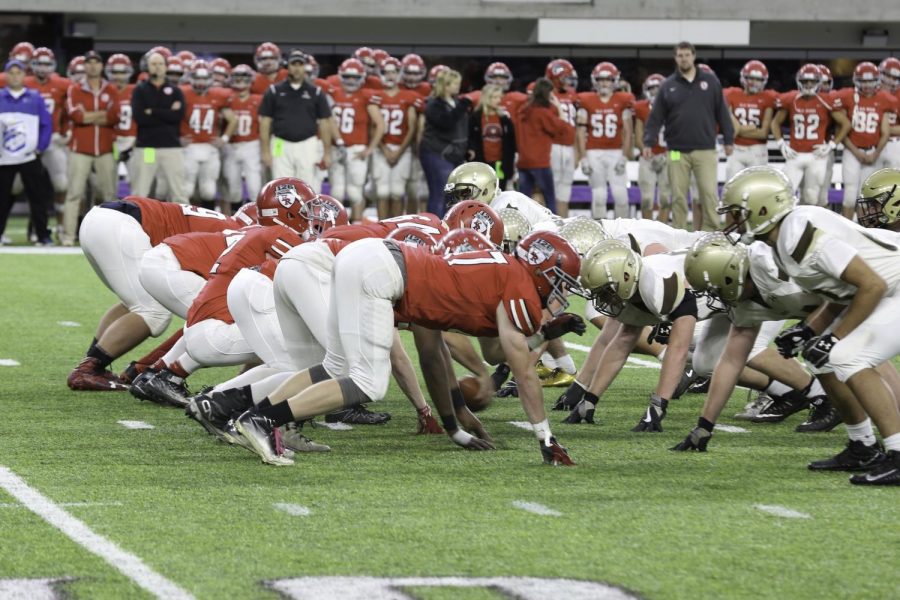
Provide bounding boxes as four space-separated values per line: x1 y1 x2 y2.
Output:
0 253 897 599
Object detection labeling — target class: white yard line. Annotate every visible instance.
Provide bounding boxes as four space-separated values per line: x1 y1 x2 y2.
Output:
117 421 155 430
273 503 311 517
0 247 83 255
563 341 661 369
57 321 82 327
714 424 749 433
0 501 123 508
0 467 194 600
512 500 563 517
753 504 811 519
318 422 353 431
0 359 20 366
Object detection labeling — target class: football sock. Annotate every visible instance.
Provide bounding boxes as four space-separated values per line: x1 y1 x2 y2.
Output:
540 353 557 369
177 354 202 375
555 354 577 375
257 397 271 409
258 400 294 427
86 343 114 369
562 380 587 403
765 379 793 397
134 329 184 367
807 377 826 398
583 391 599 406
698 416 715 432
882 433 900 453
86 337 98 355
249 371 294 402
845 418 876 446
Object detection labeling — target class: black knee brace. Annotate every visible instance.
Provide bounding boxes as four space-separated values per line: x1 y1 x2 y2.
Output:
337 377 371 408
309 364 332 384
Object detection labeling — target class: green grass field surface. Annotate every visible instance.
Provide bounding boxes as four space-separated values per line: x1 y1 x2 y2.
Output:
0 252 897 599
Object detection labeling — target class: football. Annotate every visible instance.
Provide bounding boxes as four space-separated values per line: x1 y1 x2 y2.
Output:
458 374 491 412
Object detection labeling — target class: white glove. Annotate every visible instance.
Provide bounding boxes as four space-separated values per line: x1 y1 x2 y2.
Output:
778 139 798 161
580 158 593 176
614 155 627 175
812 141 836 158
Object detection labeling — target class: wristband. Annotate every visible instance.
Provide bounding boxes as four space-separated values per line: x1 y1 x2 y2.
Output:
440 414 458 432
532 418 551 444
450 387 466 410
450 429 474 446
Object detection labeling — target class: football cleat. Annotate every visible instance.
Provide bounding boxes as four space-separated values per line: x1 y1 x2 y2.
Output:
540 436 575 466
535 360 554 379
631 395 668 432
490 363 511 391
129 370 156 402
67 357 129 391
233 410 294 466
562 399 595 424
849 450 900 486
808 440 886 472
670 426 712 452
687 376 710 394
281 423 330 453
795 397 842 433
139 369 192 408
325 406 391 425
120 361 152 384
540 368 576 388
750 391 810 423
734 392 773 420
496 379 519 398
553 382 585 411
672 366 699 399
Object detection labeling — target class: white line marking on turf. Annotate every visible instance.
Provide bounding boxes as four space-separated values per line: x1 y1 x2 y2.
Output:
273 503 311 517
57 320 82 327
753 504 811 519
319 422 353 431
508 421 533 431
512 500 562 517
0 246 82 255
0 466 195 600
714 424 749 433
0 359 20 366
117 420 155 430
564 341 661 369
0 501 123 508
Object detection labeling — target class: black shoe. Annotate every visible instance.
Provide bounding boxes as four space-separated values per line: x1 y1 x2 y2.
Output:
808 440 887 472
141 369 191 408
129 370 156 402
496 379 518 398
490 363 511 391
553 382 585 411
672 367 698 399
849 450 900 486
185 388 253 438
750 391 810 423
687 376 710 394
233 410 293 466
561 399 595 424
795 397 842 432
325 406 391 425
631 395 668 432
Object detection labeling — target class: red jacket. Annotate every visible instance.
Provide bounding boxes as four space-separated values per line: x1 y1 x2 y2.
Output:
66 79 119 156
515 102 573 169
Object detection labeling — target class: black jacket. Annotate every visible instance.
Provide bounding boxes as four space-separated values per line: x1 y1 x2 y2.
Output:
468 108 516 184
421 96 471 165
131 79 185 148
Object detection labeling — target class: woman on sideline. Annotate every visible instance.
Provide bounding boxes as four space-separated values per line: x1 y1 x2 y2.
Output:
419 69 471 214
467 83 516 192
515 77 573 215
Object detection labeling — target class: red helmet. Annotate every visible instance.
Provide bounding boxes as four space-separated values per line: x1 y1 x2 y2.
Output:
485 61 513 90
353 47 376 73
165 56 184 76
257 177 319 235
189 59 212 92
816 64 833 91
304 54 320 80
879 57 900 93
255 42 282 74
387 226 439 250
697 63 715 75
140 46 171 72
796 64 822 96
105 53 133 82
435 228 496 257
545 59 576 90
338 58 367 92
230 63 254 90
515 230 582 316
380 56 401 87
443 201 504 248
854 61 880 95
176 50 196 70
428 64 448 86
30 47 56 78
401 53 426 86
642 73 665 99
740 60 768 93
232 202 259 226
67 56 86 81
10 42 34 63
591 62 620 93
301 194 349 240
372 49 390 72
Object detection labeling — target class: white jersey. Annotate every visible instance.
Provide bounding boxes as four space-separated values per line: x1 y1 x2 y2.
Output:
601 218 703 254
730 242 823 328
618 251 700 327
491 191 556 227
774 206 900 303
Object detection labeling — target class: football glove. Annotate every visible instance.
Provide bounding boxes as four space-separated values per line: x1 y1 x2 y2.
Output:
542 313 586 341
416 405 444 435
670 426 712 451
812 141 836 158
540 436 575 465
774 322 815 358
631 394 668 432
802 333 838 368
562 398 595 424
647 321 673 345
778 139 798 161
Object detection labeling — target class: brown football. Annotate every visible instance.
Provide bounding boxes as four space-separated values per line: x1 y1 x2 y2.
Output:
459 375 492 413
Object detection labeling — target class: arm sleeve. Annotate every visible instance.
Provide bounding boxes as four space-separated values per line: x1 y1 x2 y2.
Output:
36 92 52 152
716 83 735 146
643 91 666 148
810 236 858 281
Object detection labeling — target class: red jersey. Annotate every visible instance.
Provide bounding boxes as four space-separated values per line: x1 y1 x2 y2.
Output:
327 87 381 147
634 99 665 155
251 69 288 95
187 225 302 326
323 213 448 243
120 196 237 246
114 83 136 137
835 88 896 149
724 88 777 146
394 245 543 337
227 92 262 143
180 86 231 143
25 75 71 134
577 91 635 150
553 87 578 146
402 82 431 98
163 229 245 278
775 91 836 153
374 89 420 145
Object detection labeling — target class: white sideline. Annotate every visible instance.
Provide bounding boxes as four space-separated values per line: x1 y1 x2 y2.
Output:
714 424 749 433
0 467 195 600
0 359 20 366
273 502 311 517
563 341 661 370
512 500 563 517
117 420 155 430
0 247 82 255
753 504 811 519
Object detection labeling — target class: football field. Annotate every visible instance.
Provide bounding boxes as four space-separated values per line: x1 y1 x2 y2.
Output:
0 248 897 599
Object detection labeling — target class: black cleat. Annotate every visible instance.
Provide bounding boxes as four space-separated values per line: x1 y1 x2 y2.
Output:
687 376 710 394
553 382 585 411
496 379 518 398
808 440 886 472
490 363 511 391
795 397 842 433
849 450 900 486
140 369 191 408
233 410 293 465
631 395 668 432
325 406 391 425
129 370 156 402
750 391 810 423
671 426 712 452
562 399 595 424
672 367 698 399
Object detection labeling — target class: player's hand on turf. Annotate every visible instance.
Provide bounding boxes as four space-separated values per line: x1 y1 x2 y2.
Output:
416 405 444 435
540 436 575 465
670 426 712 452
631 394 668 432
449 428 494 451
542 313 587 341
456 406 493 443
774 322 815 358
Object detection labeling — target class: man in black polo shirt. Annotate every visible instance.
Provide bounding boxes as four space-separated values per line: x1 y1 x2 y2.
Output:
643 41 734 231
259 49 332 188
130 51 187 203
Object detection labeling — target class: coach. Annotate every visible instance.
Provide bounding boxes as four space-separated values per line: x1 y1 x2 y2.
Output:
130 51 187 203
259 49 332 186
643 41 734 231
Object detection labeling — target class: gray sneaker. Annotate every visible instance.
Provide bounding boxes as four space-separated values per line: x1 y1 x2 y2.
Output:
734 392 773 420
281 423 331 453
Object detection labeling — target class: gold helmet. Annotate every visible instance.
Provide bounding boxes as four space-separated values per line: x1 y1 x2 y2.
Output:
443 162 501 207
718 166 794 239
497 207 532 253
684 232 749 311
579 239 642 317
559 217 611 256
857 168 900 228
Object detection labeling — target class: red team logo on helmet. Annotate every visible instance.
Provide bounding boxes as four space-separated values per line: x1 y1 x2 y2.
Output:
485 62 513 90
515 231 582 315
435 228 496 257
443 201 504 247
642 73 665 99
257 177 319 235
353 47 377 74
387 227 439 250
